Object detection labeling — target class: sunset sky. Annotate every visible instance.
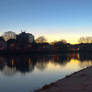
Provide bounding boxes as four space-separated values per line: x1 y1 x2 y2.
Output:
0 0 92 44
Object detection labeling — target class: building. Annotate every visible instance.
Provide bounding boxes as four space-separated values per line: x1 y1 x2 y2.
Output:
7 39 16 51
2 31 16 41
17 32 34 43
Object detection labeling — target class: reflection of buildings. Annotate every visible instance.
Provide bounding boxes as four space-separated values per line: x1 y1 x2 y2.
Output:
0 55 71 75
0 53 92 76
68 53 80 60
52 55 70 66
0 56 6 70
0 56 35 75
2 65 16 76
36 62 48 71
79 60 92 68
14 56 34 73
35 56 50 71
79 53 92 61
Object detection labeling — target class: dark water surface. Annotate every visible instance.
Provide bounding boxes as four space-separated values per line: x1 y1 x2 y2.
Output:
0 53 92 92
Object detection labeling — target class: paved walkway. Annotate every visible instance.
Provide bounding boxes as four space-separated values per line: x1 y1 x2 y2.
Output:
35 66 92 92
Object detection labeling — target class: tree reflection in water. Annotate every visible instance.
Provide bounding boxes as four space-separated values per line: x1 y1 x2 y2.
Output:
0 53 92 76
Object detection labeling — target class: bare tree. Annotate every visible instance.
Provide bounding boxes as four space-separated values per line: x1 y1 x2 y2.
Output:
59 39 67 44
35 36 47 43
78 37 92 43
78 37 85 43
51 39 67 44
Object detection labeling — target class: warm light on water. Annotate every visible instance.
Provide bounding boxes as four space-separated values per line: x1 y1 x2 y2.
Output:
0 54 92 92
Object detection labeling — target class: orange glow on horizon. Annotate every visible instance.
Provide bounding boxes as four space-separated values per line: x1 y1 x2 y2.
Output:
33 27 92 44
35 34 80 44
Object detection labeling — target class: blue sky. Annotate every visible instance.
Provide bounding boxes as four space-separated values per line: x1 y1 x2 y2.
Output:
0 0 92 43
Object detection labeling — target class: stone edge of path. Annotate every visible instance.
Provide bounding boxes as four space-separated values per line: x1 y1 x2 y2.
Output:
34 66 92 92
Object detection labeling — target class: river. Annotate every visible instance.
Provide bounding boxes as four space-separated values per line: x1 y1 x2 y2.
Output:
0 53 92 92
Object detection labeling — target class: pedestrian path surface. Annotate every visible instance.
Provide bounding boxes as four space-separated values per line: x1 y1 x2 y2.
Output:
35 66 92 92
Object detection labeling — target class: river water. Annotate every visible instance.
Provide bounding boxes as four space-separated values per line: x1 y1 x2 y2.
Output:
0 53 92 92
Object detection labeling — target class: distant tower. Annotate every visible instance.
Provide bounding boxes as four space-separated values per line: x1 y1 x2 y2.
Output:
21 29 26 33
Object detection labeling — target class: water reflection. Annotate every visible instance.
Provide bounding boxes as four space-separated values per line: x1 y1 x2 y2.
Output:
0 53 92 76
0 53 92 92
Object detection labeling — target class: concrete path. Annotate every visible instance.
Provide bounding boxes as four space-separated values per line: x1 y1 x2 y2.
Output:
35 66 92 92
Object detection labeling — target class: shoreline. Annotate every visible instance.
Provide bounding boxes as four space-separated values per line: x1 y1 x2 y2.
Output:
35 66 92 92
